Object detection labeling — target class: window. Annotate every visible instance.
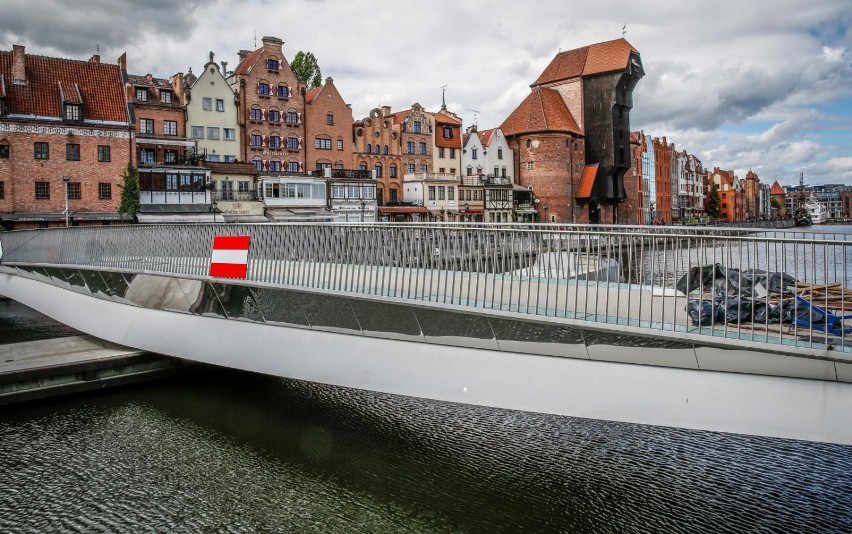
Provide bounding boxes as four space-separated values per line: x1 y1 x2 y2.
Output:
407 141 415 154
332 185 345 199
359 162 368 171
326 113 334 125
287 161 299 172
268 109 281 122
0 144 8 158
224 155 237 163
471 148 477 160
66 143 80 161
277 85 289 98
139 119 154 134
191 125 204 139
406 163 415 174
428 186 436 200
97 145 111 162
223 128 236 141
413 121 422 133
443 126 452 139
287 137 299 150
216 99 225 112
269 160 281 172
250 106 263 121
164 150 177 163
286 111 299 124
438 186 445 200
448 187 454 201
98 183 111 200
35 181 50 199
498 148 503 160
0 181 4 199
64 104 81 121
374 145 380 155
337 139 343 151
366 143 371 154
389 164 397 178
207 154 221 162
374 163 382 177
67 182 81 200
160 90 172 103
253 159 263 171
135 87 148 101
203 97 212 110
34 142 49 160
239 181 249 193
450 148 455 158
439 168 445 173
494 166 499 177
526 139 531 148
140 149 155 163
315 138 331 150
383 145 389 155
207 127 220 140
250 134 263 147
164 120 177 136
527 161 534 170
467 167 472 176
267 58 279 71
419 164 428 172
258 82 271 96
419 142 427 155
439 147 445 158
269 135 280 148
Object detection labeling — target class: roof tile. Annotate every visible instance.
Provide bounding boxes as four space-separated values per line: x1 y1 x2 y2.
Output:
501 87 581 136
576 164 599 199
533 38 638 86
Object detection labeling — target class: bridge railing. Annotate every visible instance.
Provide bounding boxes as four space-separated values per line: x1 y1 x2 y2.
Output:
1 223 851 352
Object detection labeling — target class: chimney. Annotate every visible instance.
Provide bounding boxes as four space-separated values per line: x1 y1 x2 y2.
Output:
171 72 184 102
382 105 391 117
237 49 250 62
89 54 101 64
261 36 283 52
117 52 127 72
12 45 26 85
220 61 228 73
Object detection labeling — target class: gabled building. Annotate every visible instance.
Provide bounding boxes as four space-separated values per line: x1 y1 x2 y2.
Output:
502 38 644 224
186 52 240 163
743 169 760 221
769 180 786 219
231 36 305 176
461 127 515 222
353 105 404 208
653 136 672 224
710 168 744 222
304 77 354 173
433 109 462 179
0 45 132 229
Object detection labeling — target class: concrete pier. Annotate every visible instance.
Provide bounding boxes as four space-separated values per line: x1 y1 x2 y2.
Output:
0 336 185 405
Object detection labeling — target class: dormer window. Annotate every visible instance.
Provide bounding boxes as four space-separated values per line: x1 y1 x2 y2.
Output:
160 90 172 103
443 126 452 139
63 104 81 122
267 58 279 71
135 87 148 101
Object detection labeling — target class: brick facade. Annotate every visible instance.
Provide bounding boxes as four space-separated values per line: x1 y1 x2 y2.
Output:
353 106 404 204
304 77 354 172
653 137 672 224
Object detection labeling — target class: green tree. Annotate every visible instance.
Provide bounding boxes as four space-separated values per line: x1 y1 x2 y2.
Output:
706 182 722 221
291 51 323 89
770 196 781 218
119 163 141 221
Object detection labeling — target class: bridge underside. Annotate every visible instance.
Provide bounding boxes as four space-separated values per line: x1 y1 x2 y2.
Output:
1 266 851 445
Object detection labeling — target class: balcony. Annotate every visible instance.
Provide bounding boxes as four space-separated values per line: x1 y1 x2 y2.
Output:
312 169 374 180
403 172 459 183
211 191 259 202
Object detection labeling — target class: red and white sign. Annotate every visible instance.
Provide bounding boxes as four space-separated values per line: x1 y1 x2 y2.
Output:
209 235 251 279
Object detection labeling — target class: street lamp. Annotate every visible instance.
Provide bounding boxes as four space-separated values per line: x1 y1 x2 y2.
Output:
464 202 469 222
62 175 70 227
360 199 366 222
543 205 549 223
210 199 218 224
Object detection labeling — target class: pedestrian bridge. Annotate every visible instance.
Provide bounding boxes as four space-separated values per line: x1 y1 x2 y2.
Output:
1 223 851 445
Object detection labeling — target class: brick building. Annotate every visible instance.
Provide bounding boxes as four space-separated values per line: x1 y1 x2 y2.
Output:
743 169 760 221
653 136 672 224
304 77 354 173
352 106 404 208
710 167 745 222
0 46 133 229
230 36 305 176
501 38 644 224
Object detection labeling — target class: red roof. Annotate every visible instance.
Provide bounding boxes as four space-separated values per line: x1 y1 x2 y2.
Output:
234 48 264 76
533 38 638 86
501 86 582 136
477 128 496 146
770 181 785 195
576 164 599 199
0 49 129 123
305 86 322 104
206 162 259 175
435 111 461 125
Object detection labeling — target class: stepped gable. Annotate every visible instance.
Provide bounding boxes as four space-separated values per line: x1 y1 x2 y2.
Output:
532 38 638 86
501 86 581 136
0 50 128 122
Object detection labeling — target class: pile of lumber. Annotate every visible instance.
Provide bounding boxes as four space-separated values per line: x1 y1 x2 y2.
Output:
794 282 852 311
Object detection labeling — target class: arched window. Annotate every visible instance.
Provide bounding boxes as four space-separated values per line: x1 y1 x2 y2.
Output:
250 105 262 121
366 143 372 154
374 144 380 155
375 163 383 177
277 84 289 98
326 113 334 125
383 145 389 155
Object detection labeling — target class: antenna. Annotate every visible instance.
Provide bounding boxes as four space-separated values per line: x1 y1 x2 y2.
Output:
440 84 447 111
466 109 480 128
96 43 100 55
253 31 257 48
622 24 627 37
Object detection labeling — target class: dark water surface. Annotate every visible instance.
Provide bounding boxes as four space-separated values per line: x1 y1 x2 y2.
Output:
2 271 852 531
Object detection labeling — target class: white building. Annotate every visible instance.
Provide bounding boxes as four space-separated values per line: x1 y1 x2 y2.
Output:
403 172 459 221
259 173 338 222
462 127 515 222
186 52 240 163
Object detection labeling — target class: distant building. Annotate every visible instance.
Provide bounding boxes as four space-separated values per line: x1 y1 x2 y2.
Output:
653 137 672 223
743 169 760 220
186 52 240 164
710 168 744 222
770 180 786 219
352 106 405 209
461 127 515 222
304 77 354 173
0 45 132 229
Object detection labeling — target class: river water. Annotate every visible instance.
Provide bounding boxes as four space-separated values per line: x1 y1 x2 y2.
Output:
2 227 852 532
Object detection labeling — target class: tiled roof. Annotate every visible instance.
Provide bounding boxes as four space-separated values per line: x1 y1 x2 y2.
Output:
576 164 599 199
533 38 638 86
770 181 785 195
234 47 264 76
477 128 496 146
435 111 461 125
127 74 172 88
0 50 129 123
501 86 581 136
206 162 259 175
305 86 322 104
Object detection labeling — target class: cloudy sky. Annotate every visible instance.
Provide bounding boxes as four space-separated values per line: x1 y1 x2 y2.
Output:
2 0 850 186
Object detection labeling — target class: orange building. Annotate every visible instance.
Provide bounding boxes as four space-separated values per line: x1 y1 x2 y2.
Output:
653 137 672 224
770 180 786 219
709 168 745 222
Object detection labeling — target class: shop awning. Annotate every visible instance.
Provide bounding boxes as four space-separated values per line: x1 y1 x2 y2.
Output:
0 212 65 222
136 213 216 223
378 206 430 214
72 212 131 221
222 215 270 223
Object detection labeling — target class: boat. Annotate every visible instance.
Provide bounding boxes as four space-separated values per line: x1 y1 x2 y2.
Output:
804 194 827 224
794 207 812 227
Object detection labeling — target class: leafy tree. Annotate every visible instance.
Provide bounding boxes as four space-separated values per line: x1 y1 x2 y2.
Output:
119 163 141 221
291 51 323 89
706 182 722 220
770 196 781 218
